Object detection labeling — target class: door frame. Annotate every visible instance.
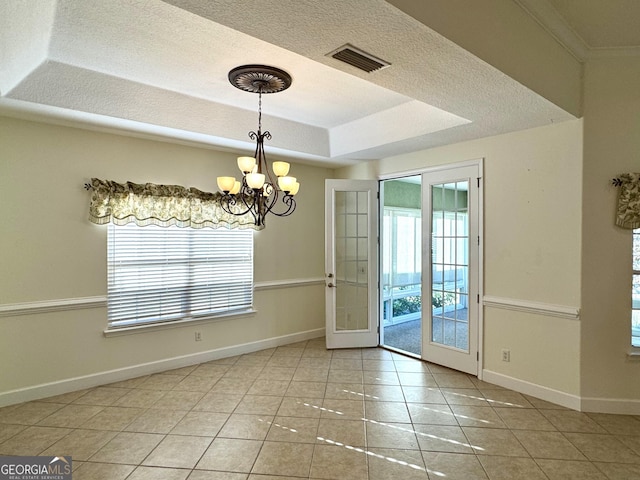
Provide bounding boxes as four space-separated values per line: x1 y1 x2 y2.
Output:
378 158 484 378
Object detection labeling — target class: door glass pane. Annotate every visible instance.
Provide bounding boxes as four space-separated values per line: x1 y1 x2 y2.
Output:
335 190 369 331
431 181 469 351
346 214 357 237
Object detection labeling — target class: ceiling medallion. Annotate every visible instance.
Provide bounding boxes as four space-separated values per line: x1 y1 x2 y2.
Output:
228 65 292 94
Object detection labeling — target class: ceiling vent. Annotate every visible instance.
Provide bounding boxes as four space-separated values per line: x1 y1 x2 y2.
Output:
327 44 390 73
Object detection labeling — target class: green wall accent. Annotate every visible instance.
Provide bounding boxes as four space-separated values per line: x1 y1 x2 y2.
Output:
433 185 468 211
383 179 468 211
383 180 421 209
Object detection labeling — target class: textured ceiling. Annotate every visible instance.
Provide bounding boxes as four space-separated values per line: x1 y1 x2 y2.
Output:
0 0 580 167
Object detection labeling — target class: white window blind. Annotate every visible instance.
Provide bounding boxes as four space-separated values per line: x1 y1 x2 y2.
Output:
107 223 253 329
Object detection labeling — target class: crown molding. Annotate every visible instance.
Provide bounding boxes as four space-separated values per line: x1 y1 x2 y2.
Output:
516 0 640 61
588 46 640 58
514 0 590 61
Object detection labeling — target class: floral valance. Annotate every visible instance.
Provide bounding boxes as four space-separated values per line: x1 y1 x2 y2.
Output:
615 173 640 229
87 178 262 230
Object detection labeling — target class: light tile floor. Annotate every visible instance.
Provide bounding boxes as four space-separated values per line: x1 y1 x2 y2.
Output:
2 338 640 479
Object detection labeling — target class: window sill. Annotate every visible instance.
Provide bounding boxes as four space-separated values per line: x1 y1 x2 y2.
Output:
103 309 257 337
627 348 640 360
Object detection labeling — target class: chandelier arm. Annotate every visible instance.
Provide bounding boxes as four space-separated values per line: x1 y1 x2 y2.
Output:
220 181 295 225
248 130 272 142
219 197 235 217
241 194 262 226
259 184 280 215
219 192 256 218
264 194 297 218
240 183 265 226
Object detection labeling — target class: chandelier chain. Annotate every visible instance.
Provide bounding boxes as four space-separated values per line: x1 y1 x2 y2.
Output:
257 87 263 133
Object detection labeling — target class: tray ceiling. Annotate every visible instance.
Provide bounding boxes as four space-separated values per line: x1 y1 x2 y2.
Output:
1 0 579 167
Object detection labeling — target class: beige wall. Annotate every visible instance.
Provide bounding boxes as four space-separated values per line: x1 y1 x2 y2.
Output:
337 119 584 397
0 117 330 400
581 57 640 405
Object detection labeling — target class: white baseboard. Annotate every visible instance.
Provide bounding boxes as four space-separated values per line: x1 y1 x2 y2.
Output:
0 328 325 407
483 370 640 414
580 396 640 415
482 369 581 411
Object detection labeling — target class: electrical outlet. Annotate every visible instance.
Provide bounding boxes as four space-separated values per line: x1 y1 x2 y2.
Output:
195 332 202 342
501 349 510 362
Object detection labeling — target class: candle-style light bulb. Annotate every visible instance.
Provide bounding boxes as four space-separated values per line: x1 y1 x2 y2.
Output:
217 176 236 193
237 156 256 174
272 161 290 177
229 181 241 195
278 176 296 193
246 173 266 190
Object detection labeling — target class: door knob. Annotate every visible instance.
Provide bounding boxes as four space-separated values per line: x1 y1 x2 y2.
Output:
327 283 336 288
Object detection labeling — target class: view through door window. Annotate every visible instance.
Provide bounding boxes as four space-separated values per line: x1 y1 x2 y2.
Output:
381 177 422 355
430 181 469 351
334 190 369 332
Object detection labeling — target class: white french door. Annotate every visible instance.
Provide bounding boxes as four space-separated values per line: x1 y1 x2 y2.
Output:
325 162 482 375
422 164 481 375
325 179 379 349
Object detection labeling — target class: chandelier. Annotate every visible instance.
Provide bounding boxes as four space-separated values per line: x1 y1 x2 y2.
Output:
216 65 299 227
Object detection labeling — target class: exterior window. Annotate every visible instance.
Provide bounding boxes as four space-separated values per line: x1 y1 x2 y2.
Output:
633 228 640 347
107 223 253 329
382 207 422 324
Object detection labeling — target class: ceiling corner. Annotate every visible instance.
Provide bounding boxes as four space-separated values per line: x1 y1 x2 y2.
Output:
513 0 590 62
0 0 57 95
